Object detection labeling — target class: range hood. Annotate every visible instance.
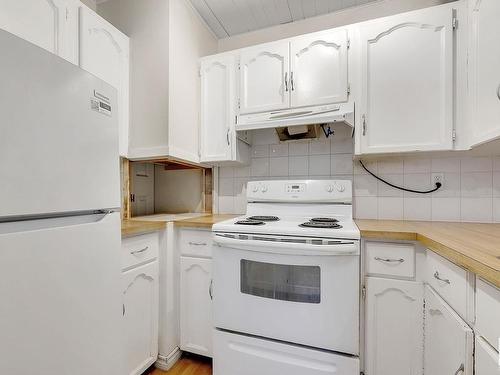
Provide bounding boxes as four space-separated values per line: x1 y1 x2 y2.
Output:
236 102 354 131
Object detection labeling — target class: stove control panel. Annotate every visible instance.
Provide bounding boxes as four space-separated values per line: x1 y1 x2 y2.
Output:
247 180 352 203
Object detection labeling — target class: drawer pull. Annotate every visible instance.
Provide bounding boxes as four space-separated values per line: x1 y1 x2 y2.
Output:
433 271 451 284
131 246 149 255
454 363 464 375
209 279 213 300
374 257 404 263
189 241 207 246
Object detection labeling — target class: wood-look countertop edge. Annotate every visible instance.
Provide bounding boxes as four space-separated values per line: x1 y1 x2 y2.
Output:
357 221 500 288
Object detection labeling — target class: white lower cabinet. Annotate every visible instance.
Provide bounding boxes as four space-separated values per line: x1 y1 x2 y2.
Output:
122 233 159 375
180 256 213 357
365 277 424 375
424 285 473 375
475 337 500 375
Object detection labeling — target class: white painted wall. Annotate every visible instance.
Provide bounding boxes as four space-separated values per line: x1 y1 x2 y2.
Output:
218 0 453 51
80 0 96 11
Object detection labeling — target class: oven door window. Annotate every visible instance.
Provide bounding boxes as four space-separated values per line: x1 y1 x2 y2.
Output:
240 259 320 303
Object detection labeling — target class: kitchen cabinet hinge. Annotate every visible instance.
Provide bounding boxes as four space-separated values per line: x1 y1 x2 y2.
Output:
452 129 457 142
347 83 351 96
65 8 69 21
237 98 240 109
452 16 458 30
361 286 366 300
347 39 350 49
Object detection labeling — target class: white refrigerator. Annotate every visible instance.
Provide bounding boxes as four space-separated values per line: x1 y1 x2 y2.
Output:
0 30 123 374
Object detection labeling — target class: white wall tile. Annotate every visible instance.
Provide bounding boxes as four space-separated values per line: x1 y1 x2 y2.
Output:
234 165 250 177
233 178 248 214
251 128 278 145
309 155 330 175
288 141 309 156
461 156 492 172
354 160 377 175
354 174 378 197
331 154 353 175
269 157 289 176
218 178 234 214
431 198 460 222
270 143 289 157
354 197 378 219
493 157 500 171
403 173 432 197
289 156 309 176
251 144 269 158
331 135 354 154
309 138 330 155
461 198 493 222
493 172 500 197
404 197 431 221
219 166 234 178
461 172 492 197
250 157 269 176
432 173 460 198
431 157 461 173
378 158 404 174
378 197 404 220
377 174 404 197
403 158 431 173
494 198 500 223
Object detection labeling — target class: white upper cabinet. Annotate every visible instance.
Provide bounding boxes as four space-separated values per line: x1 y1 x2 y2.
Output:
290 30 349 108
365 277 423 375
358 4 456 154
200 54 235 163
239 41 290 114
424 285 473 375
468 0 500 147
0 0 78 64
79 6 129 157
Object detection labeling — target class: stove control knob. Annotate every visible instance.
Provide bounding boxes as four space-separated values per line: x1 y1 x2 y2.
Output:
326 185 334 193
335 184 346 192
261 185 268 192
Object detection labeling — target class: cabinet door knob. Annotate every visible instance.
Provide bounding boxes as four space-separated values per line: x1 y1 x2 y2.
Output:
433 271 450 284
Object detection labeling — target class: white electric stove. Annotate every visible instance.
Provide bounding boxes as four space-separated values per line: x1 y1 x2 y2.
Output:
212 180 361 375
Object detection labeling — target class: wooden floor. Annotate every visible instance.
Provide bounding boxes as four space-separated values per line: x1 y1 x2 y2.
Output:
147 355 212 375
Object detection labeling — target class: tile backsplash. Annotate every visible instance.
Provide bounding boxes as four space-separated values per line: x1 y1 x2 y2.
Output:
218 127 500 223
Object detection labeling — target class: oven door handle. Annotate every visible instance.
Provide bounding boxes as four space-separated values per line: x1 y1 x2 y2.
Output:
212 235 359 256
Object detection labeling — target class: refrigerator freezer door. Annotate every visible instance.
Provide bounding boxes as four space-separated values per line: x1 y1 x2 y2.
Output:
0 29 120 219
0 212 123 375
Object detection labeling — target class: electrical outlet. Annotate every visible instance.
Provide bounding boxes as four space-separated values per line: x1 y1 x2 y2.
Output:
431 173 445 185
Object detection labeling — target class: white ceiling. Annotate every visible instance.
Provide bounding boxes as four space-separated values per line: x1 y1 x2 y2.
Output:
189 0 379 38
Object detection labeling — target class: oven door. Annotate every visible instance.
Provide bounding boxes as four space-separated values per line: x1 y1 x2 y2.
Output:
212 234 360 355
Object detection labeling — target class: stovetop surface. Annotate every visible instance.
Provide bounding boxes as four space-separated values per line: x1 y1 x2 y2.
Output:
213 214 360 240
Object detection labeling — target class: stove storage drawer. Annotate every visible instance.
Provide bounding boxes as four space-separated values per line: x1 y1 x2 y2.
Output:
213 329 360 375
365 241 415 279
179 228 213 258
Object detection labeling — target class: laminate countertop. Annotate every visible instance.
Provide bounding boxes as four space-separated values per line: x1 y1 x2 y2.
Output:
121 219 167 237
355 219 500 288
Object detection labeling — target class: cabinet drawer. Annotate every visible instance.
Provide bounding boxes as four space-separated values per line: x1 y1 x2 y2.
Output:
475 336 499 375
122 233 159 270
365 242 415 278
179 228 213 257
476 278 500 348
425 250 468 319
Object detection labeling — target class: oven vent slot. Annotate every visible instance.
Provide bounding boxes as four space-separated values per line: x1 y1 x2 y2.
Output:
278 238 308 244
311 239 323 245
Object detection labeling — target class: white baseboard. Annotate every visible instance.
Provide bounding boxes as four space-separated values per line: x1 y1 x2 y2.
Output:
155 347 182 371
